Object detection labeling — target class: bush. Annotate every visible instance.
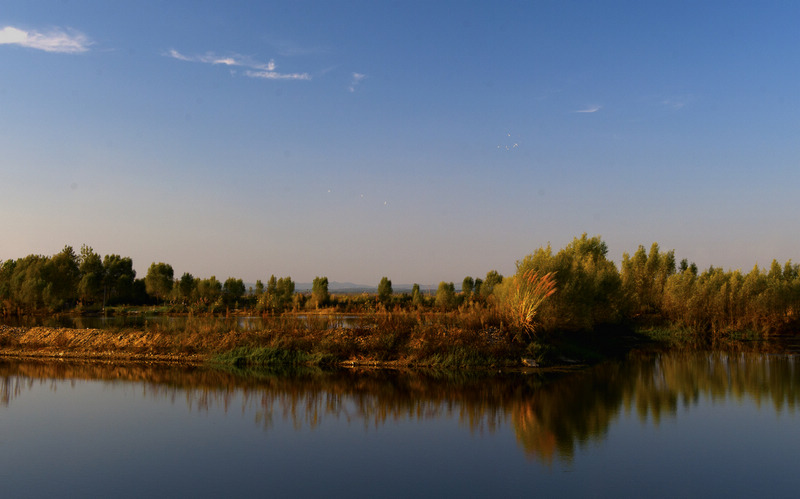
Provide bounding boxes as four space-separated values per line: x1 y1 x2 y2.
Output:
514 234 623 332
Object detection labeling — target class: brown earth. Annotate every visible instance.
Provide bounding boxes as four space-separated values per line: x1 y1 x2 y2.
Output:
0 325 206 364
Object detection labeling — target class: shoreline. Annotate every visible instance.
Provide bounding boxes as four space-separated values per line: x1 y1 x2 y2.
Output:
2 324 796 371
0 324 564 369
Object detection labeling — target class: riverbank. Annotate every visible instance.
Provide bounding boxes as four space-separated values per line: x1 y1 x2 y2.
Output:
0 324 529 368
0 325 208 364
3 324 794 370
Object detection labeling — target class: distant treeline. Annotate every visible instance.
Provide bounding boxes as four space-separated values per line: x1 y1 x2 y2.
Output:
0 245 504 316
2 235 800 337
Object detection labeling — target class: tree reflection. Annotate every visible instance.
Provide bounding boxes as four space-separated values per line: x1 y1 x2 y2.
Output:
0 352 798 464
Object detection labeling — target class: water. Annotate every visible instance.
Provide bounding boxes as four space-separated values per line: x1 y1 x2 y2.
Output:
1 351 799 497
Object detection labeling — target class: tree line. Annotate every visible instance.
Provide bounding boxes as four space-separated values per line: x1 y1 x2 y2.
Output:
0 244 506 315
3 236 800 337
501 233 800 336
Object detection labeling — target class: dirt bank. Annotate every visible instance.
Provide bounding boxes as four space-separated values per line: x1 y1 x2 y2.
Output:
0 325 206 364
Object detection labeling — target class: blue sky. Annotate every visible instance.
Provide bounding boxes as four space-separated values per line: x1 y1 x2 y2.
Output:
2 1 799 285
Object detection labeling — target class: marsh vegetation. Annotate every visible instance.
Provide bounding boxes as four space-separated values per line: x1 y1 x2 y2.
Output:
2 235 800 366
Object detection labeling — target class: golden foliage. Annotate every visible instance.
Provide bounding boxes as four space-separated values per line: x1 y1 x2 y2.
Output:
505 270 557 335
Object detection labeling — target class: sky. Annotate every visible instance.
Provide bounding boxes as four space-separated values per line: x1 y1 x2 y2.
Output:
2 1 799 286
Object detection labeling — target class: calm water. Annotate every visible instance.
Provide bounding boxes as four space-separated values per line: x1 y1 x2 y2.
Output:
1 351 799 497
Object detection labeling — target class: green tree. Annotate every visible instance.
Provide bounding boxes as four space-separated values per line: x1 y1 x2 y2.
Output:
261 275 295 312
145 262 174 302
0 259 15 308
411 283 423 306
102 255 136 305
462 276 474 297
311 276 330 308
196 276 222 305
78 245 104 305
621 242 676 317
276 276 295 310
378 277 393 305
8 255 48 310
222 277 246 306
44 245 80 310
435 281 457 310
261 275 279 311
515 234 623 332
177 272 195 304
480 270 503 298
473 278 483 297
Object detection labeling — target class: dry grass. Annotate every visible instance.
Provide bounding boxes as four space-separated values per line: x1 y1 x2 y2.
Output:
0 310 527 368
505 270 557 336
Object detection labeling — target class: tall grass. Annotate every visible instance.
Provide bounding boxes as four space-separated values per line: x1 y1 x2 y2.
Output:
200 309 525 368
504 270 556 336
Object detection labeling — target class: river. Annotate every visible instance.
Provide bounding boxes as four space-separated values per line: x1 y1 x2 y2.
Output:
1 350 798 497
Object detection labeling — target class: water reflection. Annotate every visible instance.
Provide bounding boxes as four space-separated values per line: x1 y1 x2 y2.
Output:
1 351 798 464
513 352 799 462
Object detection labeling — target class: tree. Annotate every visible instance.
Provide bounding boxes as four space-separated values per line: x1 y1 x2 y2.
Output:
462 276 474 297
44 245 80 309
0 259 15 307
222 277 246 306
263 275 295 312
411 283 423 306
78 245 105 305
102 255 136 305
178 273 195 303
7 255 48 310
145 262 174 302
196 276 222 305
435 281 456 310
473 278 483 296
621 242 676 317
378 277 393 305
515 234 623 332
277 276 295 310
481 270 503 298
262 275 278 311
311 276 330 308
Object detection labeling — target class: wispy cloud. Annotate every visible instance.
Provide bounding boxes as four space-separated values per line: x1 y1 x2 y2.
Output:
166 49 310 80
165 49 192 62
349 72 366 92
245 69 311 80
574 105 602 113
0 26 91 53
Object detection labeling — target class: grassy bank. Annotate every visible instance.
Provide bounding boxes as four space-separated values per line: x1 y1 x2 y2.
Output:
0 312 530 368
3 310 791 370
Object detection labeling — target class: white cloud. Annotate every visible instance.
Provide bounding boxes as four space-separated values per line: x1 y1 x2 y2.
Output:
0 26 91 53
574 105 602 113
245 70 311 80
166 49 310 81
167 49 191 61
349 72 366 92
166 50 247 66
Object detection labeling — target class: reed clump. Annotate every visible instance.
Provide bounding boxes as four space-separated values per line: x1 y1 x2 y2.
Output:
201 310 526 368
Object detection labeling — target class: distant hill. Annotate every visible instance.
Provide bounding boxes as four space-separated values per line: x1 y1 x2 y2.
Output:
245 281 439 294
296 282 439 294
